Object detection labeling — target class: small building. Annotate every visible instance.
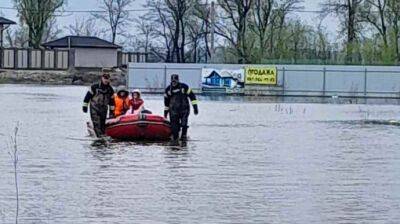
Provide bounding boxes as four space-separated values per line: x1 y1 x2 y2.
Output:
42 36 121 68
204 70 222 86
204 70 239 88
0 17 16 47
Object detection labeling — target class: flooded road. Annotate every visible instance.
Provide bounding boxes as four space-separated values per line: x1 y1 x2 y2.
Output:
1 84 400 223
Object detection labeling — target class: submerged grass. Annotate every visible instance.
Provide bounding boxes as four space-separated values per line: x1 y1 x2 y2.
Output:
7 123 20 224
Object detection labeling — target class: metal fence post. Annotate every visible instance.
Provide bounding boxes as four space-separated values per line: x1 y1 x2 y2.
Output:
68 49 75 69
0 48 3 68
14 48 18 69
364 68 367 96
117 51 122 67
41 49 45 69
54 49 58 69
323 67 326 96
282 66 286 95
27 48 32 69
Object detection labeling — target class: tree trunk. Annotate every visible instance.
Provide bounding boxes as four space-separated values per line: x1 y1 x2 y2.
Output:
394 22 400 63
346 0 356 64
173 17 180 63
112 30 116 44
193 40 198 62
378 0 388 48
269 24 274 56
180 18 186 63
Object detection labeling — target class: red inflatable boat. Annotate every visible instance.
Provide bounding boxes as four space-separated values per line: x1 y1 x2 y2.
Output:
105 113 171 140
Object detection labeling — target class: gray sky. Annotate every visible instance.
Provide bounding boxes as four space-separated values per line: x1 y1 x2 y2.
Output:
1 0 339 42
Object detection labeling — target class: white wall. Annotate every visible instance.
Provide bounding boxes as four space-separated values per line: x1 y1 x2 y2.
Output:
74 48 117 68
129 63 400 97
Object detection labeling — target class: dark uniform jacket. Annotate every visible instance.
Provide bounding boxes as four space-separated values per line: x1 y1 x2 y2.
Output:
83 82 115 112
164 83 197 113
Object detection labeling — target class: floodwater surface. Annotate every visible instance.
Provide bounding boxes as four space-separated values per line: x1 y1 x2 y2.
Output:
0 85 400 223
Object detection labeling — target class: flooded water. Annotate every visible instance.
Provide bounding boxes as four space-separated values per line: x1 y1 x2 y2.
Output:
1 84 400 223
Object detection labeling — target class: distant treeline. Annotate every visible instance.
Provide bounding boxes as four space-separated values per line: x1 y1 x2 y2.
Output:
4 0 400 65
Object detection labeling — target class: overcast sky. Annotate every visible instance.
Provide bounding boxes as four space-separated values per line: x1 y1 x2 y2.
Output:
1 0 340 42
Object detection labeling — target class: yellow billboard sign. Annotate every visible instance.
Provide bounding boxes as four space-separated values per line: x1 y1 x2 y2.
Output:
245 67 277 85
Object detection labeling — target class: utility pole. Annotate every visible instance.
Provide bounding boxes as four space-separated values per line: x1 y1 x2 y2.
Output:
210 1 215 63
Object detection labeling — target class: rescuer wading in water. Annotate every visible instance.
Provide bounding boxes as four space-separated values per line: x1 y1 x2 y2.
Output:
164 74 199 143
82 70 115 137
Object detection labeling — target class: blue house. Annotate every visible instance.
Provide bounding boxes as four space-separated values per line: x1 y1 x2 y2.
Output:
204 70 222 86
204 70 237 88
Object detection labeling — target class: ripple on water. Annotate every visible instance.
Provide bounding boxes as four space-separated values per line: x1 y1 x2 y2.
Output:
0 85 400 223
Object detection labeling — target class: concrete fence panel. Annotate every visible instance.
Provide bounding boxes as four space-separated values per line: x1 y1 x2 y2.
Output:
166 66 202 90
1 48 69 70
44 51 55 68
130 64 166 91
57 51 68 69
30 50 42 68
325 70 365 96
366 67 400 95
284 70 324 92
3 49 14 68
122 53 128 65
17 49 28 68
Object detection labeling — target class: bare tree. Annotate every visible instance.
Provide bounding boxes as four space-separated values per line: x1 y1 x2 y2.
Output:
186 14 208 62
142 0 174 62
361 0 388 48
321 0 364 63
92 0 133 44
134 18 155 53
237 0 303 62
288 20 308 63
4 26 29 47
7 123 20 224
67 17 103 37
14 0 64 48
143 0 196 63
216 0 254 63
193 2 212 62
315 23 331 62
387 0 400 61
249 0 274 61
165 0 196 62
41 17 62 43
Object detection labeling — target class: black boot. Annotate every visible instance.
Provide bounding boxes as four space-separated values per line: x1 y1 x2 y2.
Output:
168 138 179 146
181 126 188 141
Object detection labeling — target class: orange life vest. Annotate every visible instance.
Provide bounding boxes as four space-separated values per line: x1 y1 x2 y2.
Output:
114 94 130 117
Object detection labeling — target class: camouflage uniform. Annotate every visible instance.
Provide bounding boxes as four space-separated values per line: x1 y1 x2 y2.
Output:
83 82 115 137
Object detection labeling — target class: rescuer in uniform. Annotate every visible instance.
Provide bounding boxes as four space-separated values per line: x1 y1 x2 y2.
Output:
164 74 198 143
82 71 115 137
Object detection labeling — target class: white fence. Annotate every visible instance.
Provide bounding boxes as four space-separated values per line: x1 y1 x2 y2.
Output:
128 63 400 98
1 48 69 69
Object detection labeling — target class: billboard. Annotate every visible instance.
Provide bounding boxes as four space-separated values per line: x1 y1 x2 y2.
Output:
245 66 277 85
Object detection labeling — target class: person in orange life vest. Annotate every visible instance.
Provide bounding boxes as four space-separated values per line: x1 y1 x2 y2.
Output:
129 89 144 114
113 85 130 117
